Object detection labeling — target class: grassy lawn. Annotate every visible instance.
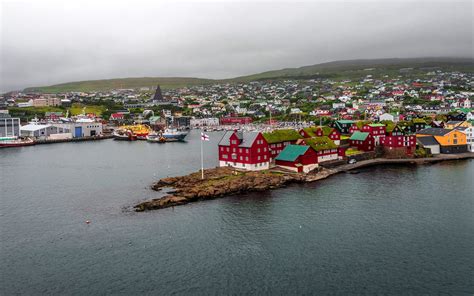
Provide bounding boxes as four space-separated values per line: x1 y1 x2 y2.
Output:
69 103 106 116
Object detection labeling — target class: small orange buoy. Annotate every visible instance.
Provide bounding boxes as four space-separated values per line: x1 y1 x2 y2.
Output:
85 220 91 224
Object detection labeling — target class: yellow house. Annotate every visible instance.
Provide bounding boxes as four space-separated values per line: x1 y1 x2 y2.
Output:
417 128 467 154
445 120 470 129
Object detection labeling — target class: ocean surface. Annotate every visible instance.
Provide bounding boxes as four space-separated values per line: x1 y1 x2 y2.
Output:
1 130 473 295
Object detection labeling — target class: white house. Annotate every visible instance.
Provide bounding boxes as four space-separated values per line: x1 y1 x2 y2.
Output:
467 112 474 121
460 126 474 152
379 113 395 122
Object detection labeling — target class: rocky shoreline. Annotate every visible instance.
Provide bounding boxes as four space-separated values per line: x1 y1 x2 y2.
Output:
134 153 474 212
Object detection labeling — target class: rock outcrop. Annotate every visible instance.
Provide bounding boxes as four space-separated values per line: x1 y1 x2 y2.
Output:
135 167 305 212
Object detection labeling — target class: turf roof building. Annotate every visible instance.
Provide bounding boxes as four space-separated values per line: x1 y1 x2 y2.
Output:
262 129 302 161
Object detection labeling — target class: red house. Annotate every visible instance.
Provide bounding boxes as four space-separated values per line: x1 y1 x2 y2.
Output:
297 137 340 163
275 145 318 173
262 129 302 160
109 113 125 121
380 126 416 155
219 116 253 125
348 124 360 134
361 123 386 145
299 126 341 144
349 131 375 151
218 130 270 171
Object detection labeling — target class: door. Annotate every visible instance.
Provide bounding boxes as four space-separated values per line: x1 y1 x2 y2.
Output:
75 126 82 138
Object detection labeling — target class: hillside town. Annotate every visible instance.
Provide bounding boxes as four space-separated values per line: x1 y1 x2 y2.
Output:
1 69 473 168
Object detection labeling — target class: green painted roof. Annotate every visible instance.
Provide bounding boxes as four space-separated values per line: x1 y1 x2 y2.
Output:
349 131 369 141
275 145 309 162
336 120 355 124
262 129 302 144
303 136 337 151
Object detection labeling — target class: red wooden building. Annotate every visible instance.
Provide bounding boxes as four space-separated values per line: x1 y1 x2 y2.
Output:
348 124 360 134
296 137 340 163
219 116 253 125
349 131 375 151
361 123 386 145
379 125 416 154
275 145 318 173
262 129 302 161
218 130 270 170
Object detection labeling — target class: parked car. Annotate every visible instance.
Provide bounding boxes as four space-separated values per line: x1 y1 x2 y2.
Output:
348 158 357 164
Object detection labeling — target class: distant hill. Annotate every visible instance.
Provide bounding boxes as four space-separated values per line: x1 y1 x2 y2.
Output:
228 57 474 81
24 77 215 93
24 57 474 93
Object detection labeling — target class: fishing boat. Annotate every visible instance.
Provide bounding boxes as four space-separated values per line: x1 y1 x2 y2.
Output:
113 129 137 141
0 136 36 148
117 124 152 140
161 128 188 142
146 132 166 143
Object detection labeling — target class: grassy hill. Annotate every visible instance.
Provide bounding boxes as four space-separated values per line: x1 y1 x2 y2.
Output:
23 57 474 93
229 57 474 82
24 77 215 93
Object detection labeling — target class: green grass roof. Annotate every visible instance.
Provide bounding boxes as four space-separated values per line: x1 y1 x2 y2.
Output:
303 136 337 151
349 131 369 141
262 129 302 144
301 127 317 137
275 145 309 161
356 120 372 129
320 126 335 136
368 123 385 127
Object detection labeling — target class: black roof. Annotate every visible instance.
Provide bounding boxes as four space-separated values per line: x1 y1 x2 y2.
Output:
417 136 439 146
417 128 451 136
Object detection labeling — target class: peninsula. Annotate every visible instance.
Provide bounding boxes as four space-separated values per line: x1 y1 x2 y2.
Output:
135 153 474 212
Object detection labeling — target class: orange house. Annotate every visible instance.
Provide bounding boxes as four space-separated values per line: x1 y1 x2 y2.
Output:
416 128 467 154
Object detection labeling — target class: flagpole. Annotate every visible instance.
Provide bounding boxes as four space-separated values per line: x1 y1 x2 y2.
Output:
201 131 204 179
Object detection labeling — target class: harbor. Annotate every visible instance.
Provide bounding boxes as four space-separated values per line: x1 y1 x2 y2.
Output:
1 130 473 295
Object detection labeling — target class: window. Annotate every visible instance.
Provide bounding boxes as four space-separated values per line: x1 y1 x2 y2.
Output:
222 154 227 159
258 156 261 160
245 156 249 161
257 148 260 153
239 148 242 153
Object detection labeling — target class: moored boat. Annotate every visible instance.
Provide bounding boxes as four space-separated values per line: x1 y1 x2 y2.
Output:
114 124 152 140
113 129 137 141
161 128 188 142
0 137 36 148
146 132 166 143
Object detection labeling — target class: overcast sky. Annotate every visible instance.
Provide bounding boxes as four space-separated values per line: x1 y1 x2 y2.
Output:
0 0 472 92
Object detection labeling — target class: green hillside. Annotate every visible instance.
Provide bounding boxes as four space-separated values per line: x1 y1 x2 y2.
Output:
229 57 474 82
23 57 474 93
24 77 215 93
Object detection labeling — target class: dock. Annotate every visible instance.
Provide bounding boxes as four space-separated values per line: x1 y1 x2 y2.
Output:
35 135 113 145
